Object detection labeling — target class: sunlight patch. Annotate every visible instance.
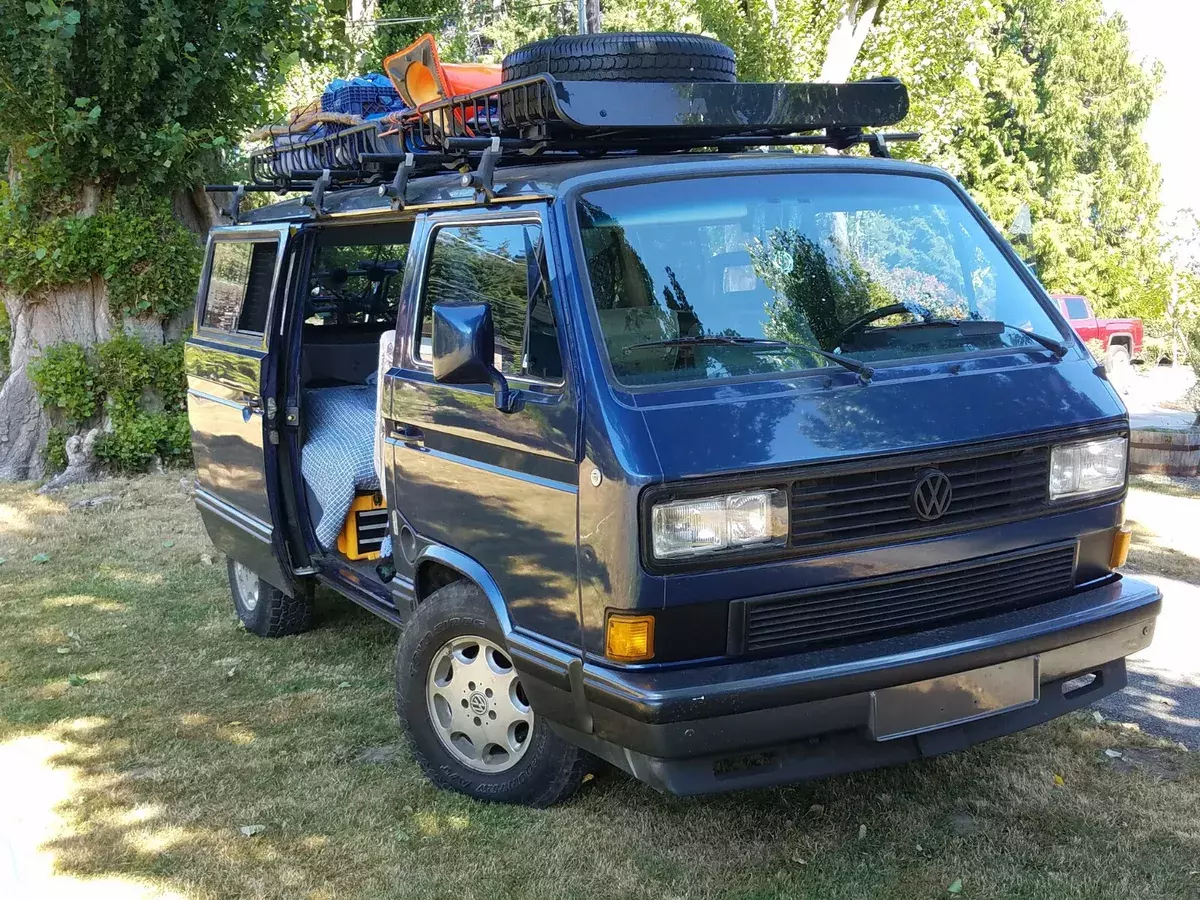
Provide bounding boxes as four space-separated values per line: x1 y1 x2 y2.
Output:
96 568 167 587
68 717 112 732
43 594 128 613
0 496 64 536
117 804 165 826
0 735 189 899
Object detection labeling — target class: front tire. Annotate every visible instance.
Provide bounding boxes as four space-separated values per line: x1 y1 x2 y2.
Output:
395 581 590 806
227 558 312 637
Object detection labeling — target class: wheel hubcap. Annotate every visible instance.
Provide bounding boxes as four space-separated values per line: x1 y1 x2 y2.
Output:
233 562 260 612
425 635 533 773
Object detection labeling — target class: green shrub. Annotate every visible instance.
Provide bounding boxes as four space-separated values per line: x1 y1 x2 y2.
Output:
43 425 69 473
29 333 192 472
0 300 10 379
28 342 99 423
1186 331 1200 424
0 188 202 321
152 338 189 412
95 411 191 472
159 411 194 462
95 333 154 415
1137 335 1172 366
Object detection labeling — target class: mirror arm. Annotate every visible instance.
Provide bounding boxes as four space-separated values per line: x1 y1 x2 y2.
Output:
489 369 521 413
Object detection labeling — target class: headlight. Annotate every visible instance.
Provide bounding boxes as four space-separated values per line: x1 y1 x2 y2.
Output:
1049 436 1127 500
651 489 787 560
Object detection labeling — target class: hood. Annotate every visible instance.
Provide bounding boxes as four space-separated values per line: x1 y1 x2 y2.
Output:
631 354 1125 480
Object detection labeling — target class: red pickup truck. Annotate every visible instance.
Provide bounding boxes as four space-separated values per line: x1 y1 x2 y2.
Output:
1051 294 1143 368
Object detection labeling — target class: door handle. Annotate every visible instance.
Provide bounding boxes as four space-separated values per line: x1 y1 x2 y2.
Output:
395 423 425 449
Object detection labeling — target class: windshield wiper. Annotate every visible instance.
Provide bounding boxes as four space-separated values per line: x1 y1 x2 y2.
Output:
950 320 1069 358
624 335 876 382
873 318 1068 358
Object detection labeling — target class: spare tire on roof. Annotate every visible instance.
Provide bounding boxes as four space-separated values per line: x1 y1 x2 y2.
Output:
501 32 737 84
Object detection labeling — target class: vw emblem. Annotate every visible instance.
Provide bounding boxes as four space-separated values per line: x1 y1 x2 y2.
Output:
468 692 488 716
911 469 953 521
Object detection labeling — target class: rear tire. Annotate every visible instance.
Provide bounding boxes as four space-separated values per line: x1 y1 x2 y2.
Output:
394 580 590 807
502 32 737 84
227 558 312 638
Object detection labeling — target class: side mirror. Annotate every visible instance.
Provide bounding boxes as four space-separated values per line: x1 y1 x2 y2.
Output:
431 302 519 412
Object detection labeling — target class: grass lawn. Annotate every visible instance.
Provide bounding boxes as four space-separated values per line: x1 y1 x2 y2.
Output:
1 474 1198 900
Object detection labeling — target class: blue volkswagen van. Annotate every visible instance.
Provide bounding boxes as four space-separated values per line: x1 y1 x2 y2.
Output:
186 35 1159 806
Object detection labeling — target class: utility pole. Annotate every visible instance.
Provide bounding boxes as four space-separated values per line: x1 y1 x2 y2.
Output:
578 0 587 33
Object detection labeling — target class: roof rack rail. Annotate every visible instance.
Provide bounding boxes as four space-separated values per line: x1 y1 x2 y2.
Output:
211 74 915 202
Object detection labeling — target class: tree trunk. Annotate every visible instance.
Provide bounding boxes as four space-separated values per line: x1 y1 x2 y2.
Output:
0 179 218 482
0 278 113 481
819 0 886 83
586 0 602 34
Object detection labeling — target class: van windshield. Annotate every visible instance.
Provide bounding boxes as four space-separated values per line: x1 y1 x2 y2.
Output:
575 172 1063 387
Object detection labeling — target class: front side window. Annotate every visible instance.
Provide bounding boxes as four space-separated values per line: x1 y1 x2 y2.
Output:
415 222 562 381
576 173 1062 387
202 240 277 334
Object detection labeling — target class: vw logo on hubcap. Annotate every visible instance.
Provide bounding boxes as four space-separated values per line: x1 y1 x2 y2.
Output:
911 468 953 521
468 692 488 715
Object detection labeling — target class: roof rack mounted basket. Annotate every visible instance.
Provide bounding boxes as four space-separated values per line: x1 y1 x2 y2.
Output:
231 75 914 197
402 74 910 150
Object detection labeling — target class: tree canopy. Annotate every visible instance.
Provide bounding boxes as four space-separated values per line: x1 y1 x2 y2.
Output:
0 1 365 196
0 0 1189 481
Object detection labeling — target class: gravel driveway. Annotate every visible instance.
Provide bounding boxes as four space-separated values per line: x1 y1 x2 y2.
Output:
1094 485 1200 748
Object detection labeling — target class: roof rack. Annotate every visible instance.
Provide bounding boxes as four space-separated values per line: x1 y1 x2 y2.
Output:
209 75 916 215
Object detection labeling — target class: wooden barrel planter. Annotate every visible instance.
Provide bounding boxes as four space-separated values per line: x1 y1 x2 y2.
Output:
1129 427 1200 476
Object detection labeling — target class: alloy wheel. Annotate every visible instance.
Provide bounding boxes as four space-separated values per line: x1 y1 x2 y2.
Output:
425 635 533 773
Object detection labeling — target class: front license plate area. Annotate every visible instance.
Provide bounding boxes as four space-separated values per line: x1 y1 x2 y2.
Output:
869 656 1040 741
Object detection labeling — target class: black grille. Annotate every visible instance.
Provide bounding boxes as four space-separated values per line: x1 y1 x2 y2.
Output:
740 543 1077 654
790 446 1050 554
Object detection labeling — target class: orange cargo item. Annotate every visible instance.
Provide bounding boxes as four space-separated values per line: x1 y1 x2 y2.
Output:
337 492 389 561
384 33 501 108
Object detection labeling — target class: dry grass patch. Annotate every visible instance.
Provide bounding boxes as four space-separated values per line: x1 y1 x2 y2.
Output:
1 475 1198 900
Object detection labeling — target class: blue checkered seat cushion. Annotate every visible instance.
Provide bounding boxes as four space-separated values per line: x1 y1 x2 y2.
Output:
301 386 380 548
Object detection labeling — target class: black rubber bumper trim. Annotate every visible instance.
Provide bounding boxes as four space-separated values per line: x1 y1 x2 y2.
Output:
550 659 1129 796
507 574 1161 727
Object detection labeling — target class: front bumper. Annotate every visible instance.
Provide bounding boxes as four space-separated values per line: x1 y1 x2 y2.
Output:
509 575 1160 795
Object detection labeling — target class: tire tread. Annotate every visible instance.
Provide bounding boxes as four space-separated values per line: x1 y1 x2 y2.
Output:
227 558 312 638
394 581 590 807
502 32 737 84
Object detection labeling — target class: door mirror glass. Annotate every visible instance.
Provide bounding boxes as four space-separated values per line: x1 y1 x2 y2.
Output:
432 302 519 412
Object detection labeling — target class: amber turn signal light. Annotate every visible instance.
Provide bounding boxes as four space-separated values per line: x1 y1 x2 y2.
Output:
605 614 655 662
1110 525 1133 569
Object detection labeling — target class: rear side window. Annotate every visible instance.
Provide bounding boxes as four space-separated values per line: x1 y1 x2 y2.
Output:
201 240 277 334
415 222 562 381
1063 297 1088 319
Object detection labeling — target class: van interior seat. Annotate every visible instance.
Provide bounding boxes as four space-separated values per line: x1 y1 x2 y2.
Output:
301 384 380 549
299 328 395 551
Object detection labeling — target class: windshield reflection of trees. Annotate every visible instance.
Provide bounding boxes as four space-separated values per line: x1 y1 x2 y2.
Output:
577 195 1047 383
